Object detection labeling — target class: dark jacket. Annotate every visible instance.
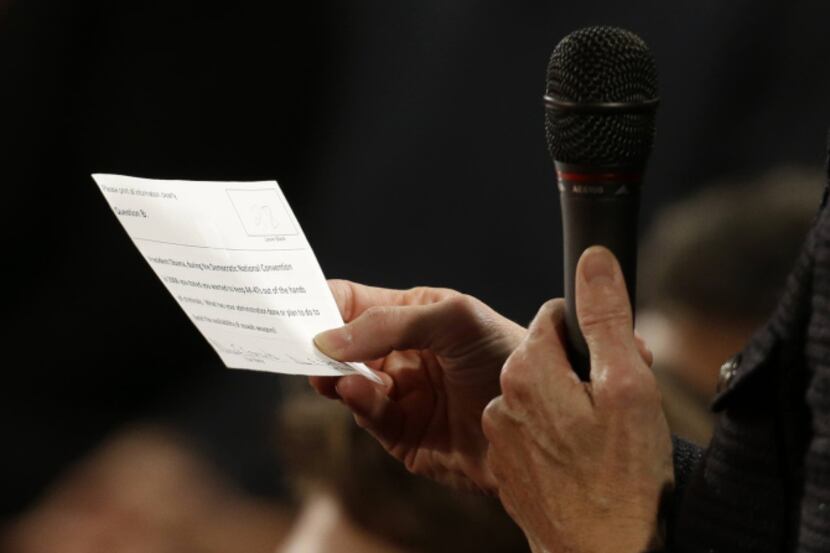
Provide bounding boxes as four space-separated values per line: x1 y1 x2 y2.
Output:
668 174 830 552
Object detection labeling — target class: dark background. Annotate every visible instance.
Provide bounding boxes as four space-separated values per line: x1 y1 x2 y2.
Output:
3 0 830 517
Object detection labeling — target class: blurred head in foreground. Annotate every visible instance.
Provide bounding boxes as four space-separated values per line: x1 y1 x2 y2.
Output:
638 166 824 445
277 393 529 553
0 426 291 553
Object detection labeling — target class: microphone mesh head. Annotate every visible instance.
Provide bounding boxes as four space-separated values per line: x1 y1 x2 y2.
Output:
545 26 658 168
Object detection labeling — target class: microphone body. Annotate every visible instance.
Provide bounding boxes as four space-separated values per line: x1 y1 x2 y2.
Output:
557 163 641 378
543 26 658 380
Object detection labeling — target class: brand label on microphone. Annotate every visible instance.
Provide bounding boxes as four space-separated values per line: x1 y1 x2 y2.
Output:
557 180 638 196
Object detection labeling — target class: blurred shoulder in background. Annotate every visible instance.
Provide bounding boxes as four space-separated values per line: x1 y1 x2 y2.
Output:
277 392 530 553
638 166 825 445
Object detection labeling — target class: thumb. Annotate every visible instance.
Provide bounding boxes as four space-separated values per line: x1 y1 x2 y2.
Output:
575 246 639 381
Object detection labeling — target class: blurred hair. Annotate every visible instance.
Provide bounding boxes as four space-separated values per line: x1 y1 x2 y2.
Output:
278 393 529 553
639 166 824 324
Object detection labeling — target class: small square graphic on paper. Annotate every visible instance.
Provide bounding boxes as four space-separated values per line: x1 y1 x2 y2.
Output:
227 188 299 237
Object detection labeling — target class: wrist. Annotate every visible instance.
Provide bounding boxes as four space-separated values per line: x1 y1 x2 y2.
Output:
527 516 662 553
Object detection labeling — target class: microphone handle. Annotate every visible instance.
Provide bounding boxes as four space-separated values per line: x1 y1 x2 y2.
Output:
557 163 641 380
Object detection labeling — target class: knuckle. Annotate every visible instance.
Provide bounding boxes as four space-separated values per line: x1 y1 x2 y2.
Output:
528 299 562 338
481 398 504 440
507 344 531 369
433 286 462 299
362 305 389 324
579 305 630 335
362 305 408 340
499 353 530 398
442 293 478 317
539 298 560 315
606 376 638 405
407 286 458 304
599 367 653 407
435 294 487 334
531 299 557 324
328 279 356 321
407 286 435 303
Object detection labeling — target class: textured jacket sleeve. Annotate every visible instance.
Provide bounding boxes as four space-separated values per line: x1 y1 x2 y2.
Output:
796 200 830 553
671 435 704 500
660 436 704 552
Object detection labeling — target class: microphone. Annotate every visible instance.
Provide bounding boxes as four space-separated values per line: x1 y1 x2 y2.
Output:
544 27 659 380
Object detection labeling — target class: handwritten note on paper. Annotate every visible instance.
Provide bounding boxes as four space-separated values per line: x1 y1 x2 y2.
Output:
92 174 379 382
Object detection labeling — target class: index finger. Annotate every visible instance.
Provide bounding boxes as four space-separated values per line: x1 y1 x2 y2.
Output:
500 299 585 407
522 299 575 378
328 279 453 322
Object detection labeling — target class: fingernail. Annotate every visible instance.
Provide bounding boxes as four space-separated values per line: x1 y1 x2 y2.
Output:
581 247 617 286
377 371 394 394
314 328 350 357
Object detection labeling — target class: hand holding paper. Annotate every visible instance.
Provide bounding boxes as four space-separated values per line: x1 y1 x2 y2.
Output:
310 280 527 493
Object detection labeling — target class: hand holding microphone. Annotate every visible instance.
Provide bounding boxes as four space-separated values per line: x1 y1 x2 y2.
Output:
482 246 673 553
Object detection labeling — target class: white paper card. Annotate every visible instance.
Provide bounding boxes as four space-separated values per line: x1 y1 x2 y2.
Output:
92 174 380 382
